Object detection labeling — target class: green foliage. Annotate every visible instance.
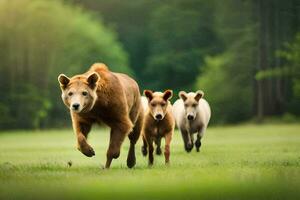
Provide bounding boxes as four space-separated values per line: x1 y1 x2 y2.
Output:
255 32 300 114
73 0 300 123
252 112 300 124
196 53 253 123
278 33 300 98
80 0 222 90
278 33 300 114
0 0 129 129
195 0 255 123
145 0 221 90
73 0 159 86
255 32 300 96
255 67 290 80
0 0 299 128
9 85 51 129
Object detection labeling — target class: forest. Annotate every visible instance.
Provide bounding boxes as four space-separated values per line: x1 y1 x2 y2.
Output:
0 0 299 129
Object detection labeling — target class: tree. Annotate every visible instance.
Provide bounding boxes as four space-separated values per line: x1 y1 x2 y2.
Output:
68 0 159 86
195 0 256 123
256 33 300 115
0 0 129 129
255 0 300 119
145 0 221 91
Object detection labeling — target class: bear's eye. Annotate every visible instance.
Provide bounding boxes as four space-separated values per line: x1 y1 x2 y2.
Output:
151 103 156 107
82 91 88 96
192 103 198 107
68 92 73 96
161 102 166 107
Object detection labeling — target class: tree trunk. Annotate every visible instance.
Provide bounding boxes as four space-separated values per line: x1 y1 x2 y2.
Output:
256 0 268 121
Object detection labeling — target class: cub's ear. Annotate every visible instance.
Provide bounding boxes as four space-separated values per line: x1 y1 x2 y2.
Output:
195 90 204 102
58 74 70 90
179 91 187 101
144 90 153 101
163 89 173 101
87 72 100 89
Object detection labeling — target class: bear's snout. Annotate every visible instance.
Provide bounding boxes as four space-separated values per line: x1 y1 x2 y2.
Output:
72 103 80 110
155 114 163 120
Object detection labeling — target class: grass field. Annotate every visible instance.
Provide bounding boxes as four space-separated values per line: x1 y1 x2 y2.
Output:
0 124 300 200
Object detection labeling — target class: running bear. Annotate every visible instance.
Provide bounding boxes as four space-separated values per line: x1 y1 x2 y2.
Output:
58 63 143 169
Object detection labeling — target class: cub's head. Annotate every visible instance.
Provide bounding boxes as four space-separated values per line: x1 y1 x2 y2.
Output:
179 90 204 121
58 72 99 113
144 90 173 121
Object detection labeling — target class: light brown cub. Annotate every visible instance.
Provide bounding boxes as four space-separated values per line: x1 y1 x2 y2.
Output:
58 63 143 169
141 90 175 166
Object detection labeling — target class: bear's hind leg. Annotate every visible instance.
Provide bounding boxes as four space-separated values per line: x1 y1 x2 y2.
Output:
105 122 131 169
127 112 143 168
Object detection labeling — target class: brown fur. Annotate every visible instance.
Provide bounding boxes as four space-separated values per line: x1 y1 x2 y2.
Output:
141 90 175 166
58 63 143 169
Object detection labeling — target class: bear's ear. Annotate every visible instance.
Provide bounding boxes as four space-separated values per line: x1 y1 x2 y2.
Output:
179 91 187 101
163 89 173 101
58 74 70 90
87 72 100 89
144 90 153 101
195 90 204 102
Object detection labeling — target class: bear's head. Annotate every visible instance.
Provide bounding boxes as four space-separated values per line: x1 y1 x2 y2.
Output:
58 72 99 113
144 90 173 121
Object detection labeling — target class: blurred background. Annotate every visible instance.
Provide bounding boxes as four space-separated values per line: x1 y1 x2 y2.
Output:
0 0 299 130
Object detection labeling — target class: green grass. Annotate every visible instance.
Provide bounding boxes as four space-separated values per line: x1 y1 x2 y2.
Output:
0 124 300 200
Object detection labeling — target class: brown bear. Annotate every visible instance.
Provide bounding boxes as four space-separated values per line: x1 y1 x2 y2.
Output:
141 90 175 166
58 63 143 169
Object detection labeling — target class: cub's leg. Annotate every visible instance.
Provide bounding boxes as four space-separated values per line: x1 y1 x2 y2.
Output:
190 133 194 150
195 128 205 152
145 135 154 166
105 121 132 169
195 134 202 152
164 132 172 164
73 121 95 157
155 136 162 155
180 128 193 153
127 112 143 168
141 136 148 156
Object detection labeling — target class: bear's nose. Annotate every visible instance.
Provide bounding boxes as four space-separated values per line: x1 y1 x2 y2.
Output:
187 115 194 121
72 103 80 110
155 114 162 120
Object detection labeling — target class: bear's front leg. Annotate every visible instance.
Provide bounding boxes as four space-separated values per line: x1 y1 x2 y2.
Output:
73 121 95 157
